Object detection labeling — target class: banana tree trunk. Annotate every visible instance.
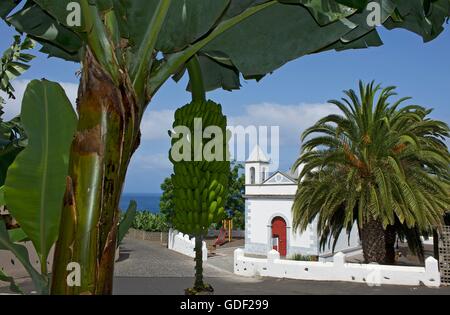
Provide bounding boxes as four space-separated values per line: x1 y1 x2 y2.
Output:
194 235 204 290
51 50 141 295
361 218 396 265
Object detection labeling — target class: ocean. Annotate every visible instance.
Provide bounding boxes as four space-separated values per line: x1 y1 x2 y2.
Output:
119 193 161 213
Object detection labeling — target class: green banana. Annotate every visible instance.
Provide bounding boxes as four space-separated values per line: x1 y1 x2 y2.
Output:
170 100 230 236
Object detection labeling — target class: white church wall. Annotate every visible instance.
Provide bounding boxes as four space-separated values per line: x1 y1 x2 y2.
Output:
291 223 316 250
245 198 319 256
234 249 441 287
245 184 297 196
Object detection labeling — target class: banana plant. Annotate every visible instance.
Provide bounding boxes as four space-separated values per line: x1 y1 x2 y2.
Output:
1 80 77 294
1 35 35 186
0 0 448 295
170 57 230 294
0 35 35 101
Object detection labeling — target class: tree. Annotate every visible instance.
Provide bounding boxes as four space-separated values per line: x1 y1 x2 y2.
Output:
0 35 35 185
1 0 448 294
226 163 245 220
159 177 174 221
292 81 450 264
1 79 77 295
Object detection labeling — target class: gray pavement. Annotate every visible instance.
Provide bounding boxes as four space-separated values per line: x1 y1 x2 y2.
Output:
114 238 236 278
2 238 450 295
113 238 450 295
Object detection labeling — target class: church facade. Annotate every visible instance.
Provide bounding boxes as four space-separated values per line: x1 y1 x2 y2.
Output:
244 146 361 260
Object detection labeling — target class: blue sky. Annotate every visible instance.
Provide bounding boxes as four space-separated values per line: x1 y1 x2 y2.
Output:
1 23 449 193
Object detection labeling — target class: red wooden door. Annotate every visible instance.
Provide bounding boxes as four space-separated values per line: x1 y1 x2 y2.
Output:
271 217 287 256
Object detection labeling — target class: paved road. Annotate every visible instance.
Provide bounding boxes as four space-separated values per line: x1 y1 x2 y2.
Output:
114 238 450 295
2 238 450 295
114 238 236 278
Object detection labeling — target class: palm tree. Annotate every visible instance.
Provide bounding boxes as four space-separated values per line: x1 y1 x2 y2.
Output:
292 81 450 264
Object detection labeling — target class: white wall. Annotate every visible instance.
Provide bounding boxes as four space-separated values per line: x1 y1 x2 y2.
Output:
234 249 441 287
245 184 297 196
168 229 207 261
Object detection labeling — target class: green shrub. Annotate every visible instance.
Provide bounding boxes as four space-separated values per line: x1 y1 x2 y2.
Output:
289 254 317 262
131 211 169 232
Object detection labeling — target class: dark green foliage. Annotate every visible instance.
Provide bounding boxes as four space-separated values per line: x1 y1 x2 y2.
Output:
0 36 34 186
0 35 35 100
132 211 169 232
159 177 174 221
289 254 317 262
226 162 245 217
0 116 26 186
231 210 245 230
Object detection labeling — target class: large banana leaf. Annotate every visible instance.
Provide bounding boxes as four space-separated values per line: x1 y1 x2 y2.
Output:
0 185 4 204
0 220 47 294
1 0 448 93
0 144 23 186
125 0 230 54
4 80 77 261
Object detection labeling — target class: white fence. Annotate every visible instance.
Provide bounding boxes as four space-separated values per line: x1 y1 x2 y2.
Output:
234 249 441 287
168 229 207 261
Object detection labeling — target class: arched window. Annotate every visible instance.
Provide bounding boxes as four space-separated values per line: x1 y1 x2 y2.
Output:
250 167 256 184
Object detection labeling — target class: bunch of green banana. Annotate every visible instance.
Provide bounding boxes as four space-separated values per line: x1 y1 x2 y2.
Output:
170 100 230 236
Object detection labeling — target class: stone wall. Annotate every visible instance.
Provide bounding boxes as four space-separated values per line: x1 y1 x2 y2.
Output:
168 229 207 261
126 228 168 244
234 249 441 287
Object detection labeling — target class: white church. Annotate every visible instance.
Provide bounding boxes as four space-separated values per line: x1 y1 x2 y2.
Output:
244 146 361 260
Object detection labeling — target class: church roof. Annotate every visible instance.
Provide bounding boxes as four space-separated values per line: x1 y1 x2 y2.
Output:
247 145 270 163
263 171 298 185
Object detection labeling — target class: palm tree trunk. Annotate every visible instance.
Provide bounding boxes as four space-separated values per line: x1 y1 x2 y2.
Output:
361 218 396 264
433 229 440 261
51 50 141 295
194 235 204 290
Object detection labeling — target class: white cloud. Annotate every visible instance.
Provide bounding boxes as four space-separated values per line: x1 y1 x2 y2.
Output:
229 102 340 144
134 102 339 172
140 109 174 141
132 153 172 171
139 102 338 143
0 79 79 120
